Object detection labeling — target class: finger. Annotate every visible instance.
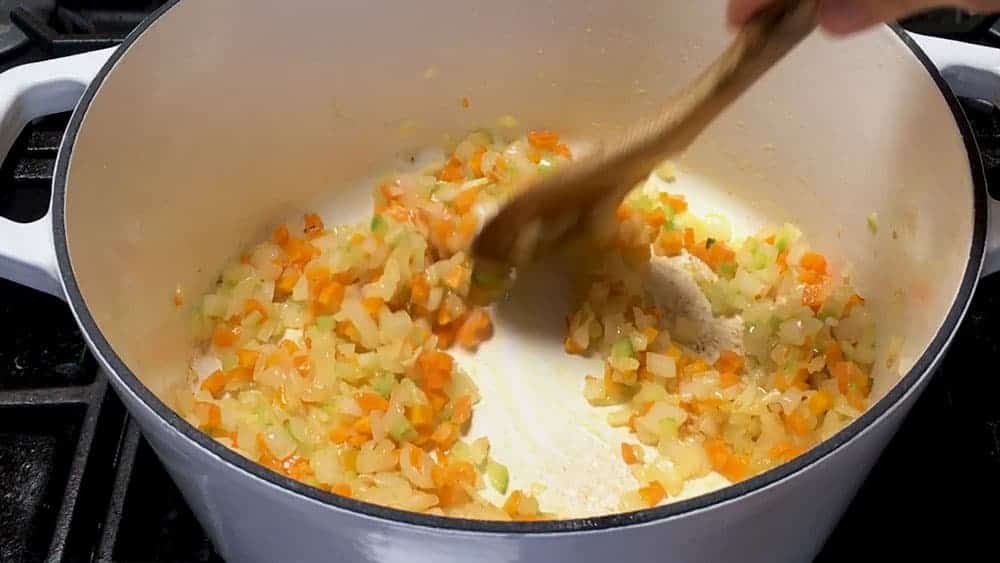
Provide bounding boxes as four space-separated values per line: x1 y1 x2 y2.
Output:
727 0 778 27
817 0 983 35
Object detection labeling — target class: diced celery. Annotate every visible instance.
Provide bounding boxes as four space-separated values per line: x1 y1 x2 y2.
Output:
538 159 554 174
220 352 238 372
315 315 336 333
867 212 878 234
389 418 415 442
612 337 635 358
717 261 737 279
371 372 394 397
659 418 679 440
371 214 388 234
631 195 656 211
486 460 509 494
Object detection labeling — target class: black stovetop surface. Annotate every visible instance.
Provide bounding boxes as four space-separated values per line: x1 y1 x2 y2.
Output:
0 5 998 562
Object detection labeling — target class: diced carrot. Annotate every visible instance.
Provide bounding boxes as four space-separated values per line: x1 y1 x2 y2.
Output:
417 350 454 391
329 426 351 444
785 409 812 437
432 218 456 244
659 193 689 214
410 274 430 305
461 96 471 109
621 443 641 465
719 371 740 388
527 130 560 151
776 251 788 273
654 229 684 257
468 146 487 177
305 264 331 293
331 483 352 497
638 481 666 507
292 356 311 377
808 390 833 416
437 156 465 182
303 213 325 235
831 360 870 398
765 235 776 244
274 224 290 245
768 440 794 461
283 455 314 480
802 283 824 312
845 293 866 313
799 252 828 275
714 350 744 374
451 395 472 425
603 370 628 397
503 490 527 517
276 267 301 295
798 269 823 285
553 143 572 158
316 281 346 313
430 422 458 448
704 439 732 473
243 299 269 320
284 238 317 266
426 391 449 414
357 392 389 413
353 416 372 436
453 188 481 218
825 342 843 364
212 324 240 348
640 327 659 346
256 434 283 470
347 434 369 448
228 366 253 384
456 213 477 242
201 369 229 399
407 404 434 430
362 297 384 316
433 322 458 350
236 348 260 369
279 340 299 355
643 207 667 229
683 228 696 249
456 309 493 351
638 401 655 416
437 482 471 508
173 286 184 307
194 401 222 431
564 336 586 354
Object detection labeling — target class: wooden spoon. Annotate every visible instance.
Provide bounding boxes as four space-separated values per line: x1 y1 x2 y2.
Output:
472 0 817 264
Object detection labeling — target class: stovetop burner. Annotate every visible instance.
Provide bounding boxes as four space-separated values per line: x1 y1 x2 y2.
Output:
0 5 997 562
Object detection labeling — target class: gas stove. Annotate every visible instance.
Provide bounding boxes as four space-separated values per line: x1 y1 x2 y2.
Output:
0 4 997 562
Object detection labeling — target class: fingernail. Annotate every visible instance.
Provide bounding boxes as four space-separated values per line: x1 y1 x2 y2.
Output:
817 0 872 35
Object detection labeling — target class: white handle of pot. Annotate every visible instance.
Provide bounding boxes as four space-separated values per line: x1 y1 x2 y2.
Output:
908 32 1000 277
0 47 115 298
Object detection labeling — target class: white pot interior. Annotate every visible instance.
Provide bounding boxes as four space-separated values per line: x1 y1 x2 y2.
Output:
62 0 975 515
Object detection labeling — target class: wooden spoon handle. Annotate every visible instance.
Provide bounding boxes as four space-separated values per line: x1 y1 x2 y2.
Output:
473 0 817 263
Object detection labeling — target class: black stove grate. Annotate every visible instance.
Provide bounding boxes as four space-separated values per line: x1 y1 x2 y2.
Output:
0 5 998 563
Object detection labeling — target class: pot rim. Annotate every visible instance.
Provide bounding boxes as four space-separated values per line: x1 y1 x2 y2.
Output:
50 0 989 534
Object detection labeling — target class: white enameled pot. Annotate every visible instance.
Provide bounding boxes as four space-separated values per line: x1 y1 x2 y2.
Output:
0 1 999 561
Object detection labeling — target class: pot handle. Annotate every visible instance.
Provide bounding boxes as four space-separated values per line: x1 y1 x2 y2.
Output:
908 32 1000 277
0 47 115 299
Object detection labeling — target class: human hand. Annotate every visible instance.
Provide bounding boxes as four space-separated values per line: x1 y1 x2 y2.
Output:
727 0 1000 35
